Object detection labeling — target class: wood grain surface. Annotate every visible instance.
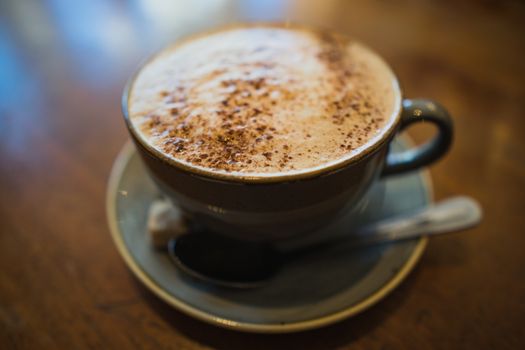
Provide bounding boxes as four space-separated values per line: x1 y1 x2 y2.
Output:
1 0 524 349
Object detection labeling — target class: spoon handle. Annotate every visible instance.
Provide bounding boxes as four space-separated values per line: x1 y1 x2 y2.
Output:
353 196 482 245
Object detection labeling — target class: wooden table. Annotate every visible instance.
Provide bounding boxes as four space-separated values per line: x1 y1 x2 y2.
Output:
1 1 524 348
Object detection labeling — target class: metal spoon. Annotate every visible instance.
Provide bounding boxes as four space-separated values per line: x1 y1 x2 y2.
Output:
168 196 482 288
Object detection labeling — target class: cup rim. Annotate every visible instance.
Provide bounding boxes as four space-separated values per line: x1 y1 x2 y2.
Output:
121 22 403 184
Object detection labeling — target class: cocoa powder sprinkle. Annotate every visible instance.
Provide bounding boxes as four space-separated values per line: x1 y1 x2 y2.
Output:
130 26 393 173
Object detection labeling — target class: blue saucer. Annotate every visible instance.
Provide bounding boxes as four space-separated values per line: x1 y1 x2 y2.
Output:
107 137 431 333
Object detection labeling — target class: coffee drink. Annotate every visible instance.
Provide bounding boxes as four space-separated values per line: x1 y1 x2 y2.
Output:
128 25 398 174
124 23 453 239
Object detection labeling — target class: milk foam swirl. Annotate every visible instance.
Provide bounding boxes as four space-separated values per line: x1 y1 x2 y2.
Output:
129 25 397 174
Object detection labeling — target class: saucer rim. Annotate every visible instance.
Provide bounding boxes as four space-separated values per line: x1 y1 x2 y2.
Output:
106 139 431 333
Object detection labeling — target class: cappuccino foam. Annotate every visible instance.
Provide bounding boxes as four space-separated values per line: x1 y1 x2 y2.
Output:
128 25 398 174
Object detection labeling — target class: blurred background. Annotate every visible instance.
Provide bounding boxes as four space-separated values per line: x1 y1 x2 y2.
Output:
1 1 524 349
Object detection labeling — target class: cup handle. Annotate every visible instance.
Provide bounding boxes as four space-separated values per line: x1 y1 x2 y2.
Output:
381 98 453 176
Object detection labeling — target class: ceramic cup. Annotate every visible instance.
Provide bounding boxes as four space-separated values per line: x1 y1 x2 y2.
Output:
122 27 453 241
